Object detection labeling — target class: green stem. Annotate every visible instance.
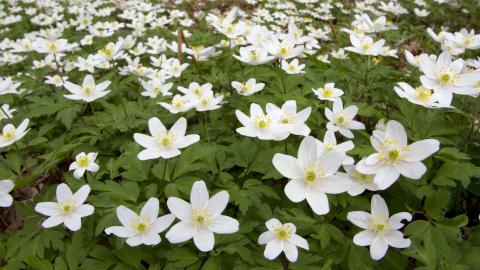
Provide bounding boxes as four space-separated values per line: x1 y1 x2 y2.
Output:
279 68 287 94
203 113 211 144
161 158 168 181
464 96 480 152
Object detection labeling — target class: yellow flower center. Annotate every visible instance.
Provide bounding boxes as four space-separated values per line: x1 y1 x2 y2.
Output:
155 132 175 147
1 127 15 140
191 208 212 227
323 88 332 97
84 87 92 94
136 223 147 232
361 42 371 51
77 155 89 167
49 42 57 52
254 115 271 129
273 225 293 240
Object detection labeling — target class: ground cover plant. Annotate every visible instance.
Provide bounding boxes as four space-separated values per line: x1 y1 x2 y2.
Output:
0 0 480 269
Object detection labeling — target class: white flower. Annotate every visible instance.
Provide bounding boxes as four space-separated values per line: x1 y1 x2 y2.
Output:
195 93 224 112
140 79 173 98
35 184 94 231
315 130 354 165
105 197 175 247
356 120 440 190
69 152 100 179
312 83 344 101
394 82 451 108
231 78 265 96
32 38 76 54
258 218 309 262
162 59 189 78
233 46 274 65
0 179 14 207
235 103 290 141
64 75 111 103
159 94 196 114
347 194 412 260
266 100 311 136
281 59 305 74
134 117 200 160
166 180 239 252
418 51 480 104
177 82 213 102
96 41 124 62
264 34 304 59
0 104 15 120
272 136 350 215
341 163 379 196
45 75 68 87
345 35 390 57
325 99 365 138
0 118 29 148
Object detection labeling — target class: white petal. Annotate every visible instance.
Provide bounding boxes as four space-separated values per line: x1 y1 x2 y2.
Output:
64 215 82 231
190 180 209 209
206 191 229 216
353 230 375 246
396 161 426 179
126 234 143 247
383 231 411 248
148 117 166 135
264 239 283 260
170 117 187 137
42 215 64 228
140 197 159 219
305 189 329 215
73 185 91 205
74 204 94 217
283 241 299 262
388 212 412 230
193 227 215 252
150 214 175 233
116 205 138 227
272 154 302 179
386 120 407 146
347 211 372 229
208 215 239 234
371 194 389 218
405 139 440 162
284 180 307 202
289 234 309 250
56 183 73 202
374 166 400 190
370 236 389 260
105 226 136 238
35 202 61 216
258 231 275 245
166 221 195 243
167 197 192 221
